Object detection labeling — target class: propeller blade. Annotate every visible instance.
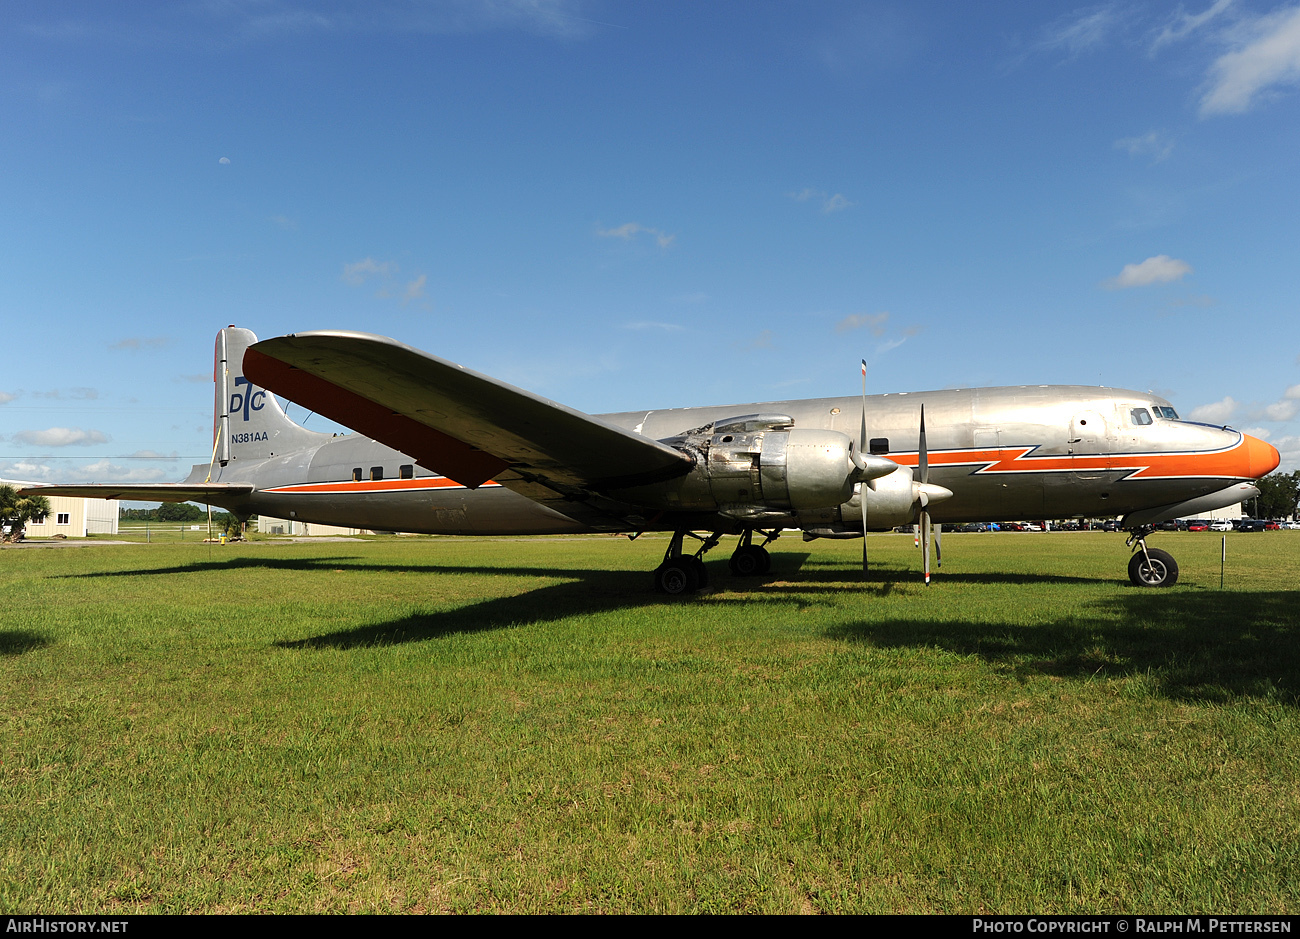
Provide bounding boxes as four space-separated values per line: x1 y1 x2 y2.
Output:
860 359 869 576
918 404 934 584
921 509 931 585
918 403 929 486
934 522 942 570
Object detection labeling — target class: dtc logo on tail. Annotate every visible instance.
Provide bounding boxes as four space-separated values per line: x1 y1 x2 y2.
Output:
231 377 266 421
229 377 268 443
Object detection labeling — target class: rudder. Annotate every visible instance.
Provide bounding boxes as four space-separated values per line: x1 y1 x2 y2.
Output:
214 326 331 464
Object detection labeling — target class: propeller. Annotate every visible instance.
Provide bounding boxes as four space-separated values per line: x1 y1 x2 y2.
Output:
913 404 954 585
860 360 869 575
919 404 931 585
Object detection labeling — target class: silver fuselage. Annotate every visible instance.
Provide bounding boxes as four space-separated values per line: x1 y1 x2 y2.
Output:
186 384 1265 534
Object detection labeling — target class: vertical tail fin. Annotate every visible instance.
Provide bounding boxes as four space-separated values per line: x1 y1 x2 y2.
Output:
213 326 331 465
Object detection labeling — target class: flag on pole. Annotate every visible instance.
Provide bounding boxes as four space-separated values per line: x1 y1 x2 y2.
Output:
860 359 867 377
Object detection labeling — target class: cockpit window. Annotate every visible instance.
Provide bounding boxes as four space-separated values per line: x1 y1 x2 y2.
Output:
1155 406 1179 420
1130 408 1153 426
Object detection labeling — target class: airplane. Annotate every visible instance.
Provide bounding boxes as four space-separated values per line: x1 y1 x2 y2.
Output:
23 326 1280 593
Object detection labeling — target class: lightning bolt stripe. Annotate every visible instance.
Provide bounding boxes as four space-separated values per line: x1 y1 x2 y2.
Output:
265 478 501 495
886 433 1251 481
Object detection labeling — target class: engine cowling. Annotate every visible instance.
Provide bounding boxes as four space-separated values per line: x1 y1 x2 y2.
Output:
705 426 861 512
608 414 899 518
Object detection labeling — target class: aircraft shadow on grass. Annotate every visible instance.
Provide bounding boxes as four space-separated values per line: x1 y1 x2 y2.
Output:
0 630 52 656
57 553 1299 705
829 590 1300 706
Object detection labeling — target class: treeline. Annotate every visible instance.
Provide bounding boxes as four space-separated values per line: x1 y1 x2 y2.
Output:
119 503 249 533
1253 470 1300 519
119 503 208 522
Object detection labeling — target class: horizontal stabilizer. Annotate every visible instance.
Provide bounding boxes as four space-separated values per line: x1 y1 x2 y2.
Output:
245 331 694 493
18 482 254 504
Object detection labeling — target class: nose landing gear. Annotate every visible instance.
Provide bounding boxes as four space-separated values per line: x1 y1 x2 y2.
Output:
1125 525 1180 587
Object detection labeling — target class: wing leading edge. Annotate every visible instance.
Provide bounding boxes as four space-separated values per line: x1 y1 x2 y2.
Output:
244 331 694 525
18 483 254 504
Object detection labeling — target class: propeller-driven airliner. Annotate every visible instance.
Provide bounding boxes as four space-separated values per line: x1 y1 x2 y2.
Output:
25 326 1279 593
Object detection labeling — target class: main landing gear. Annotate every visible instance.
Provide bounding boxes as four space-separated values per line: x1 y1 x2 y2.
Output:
651 528 781 594
1125 525 1180 587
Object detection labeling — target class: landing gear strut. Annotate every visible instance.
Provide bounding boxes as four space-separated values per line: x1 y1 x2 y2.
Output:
1125 525 1180 587
653 530 721 595
728 528 780 577
650 528 783 593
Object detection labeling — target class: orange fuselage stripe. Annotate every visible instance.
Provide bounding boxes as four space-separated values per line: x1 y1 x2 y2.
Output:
887 438 1249 480
266 478 501 494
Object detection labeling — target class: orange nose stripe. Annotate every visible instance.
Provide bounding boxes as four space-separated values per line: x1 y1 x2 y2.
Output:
1244 434 1281 478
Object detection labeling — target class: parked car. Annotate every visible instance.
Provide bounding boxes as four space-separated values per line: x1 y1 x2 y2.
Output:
1187 520 1209 531
1209 520 1233 532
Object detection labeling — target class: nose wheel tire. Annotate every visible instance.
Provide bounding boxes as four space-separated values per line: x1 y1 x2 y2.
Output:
1128 548 1179 587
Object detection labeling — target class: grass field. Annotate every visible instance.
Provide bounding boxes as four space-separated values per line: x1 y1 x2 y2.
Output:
2 531 1298 913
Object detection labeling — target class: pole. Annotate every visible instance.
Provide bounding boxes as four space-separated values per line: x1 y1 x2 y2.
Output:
1220 535 1225 590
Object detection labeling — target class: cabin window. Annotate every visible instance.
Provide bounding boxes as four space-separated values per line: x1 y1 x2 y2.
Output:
399 464 414 479
1130 408 1153 426
1156 406 1179 420
370 466 384 481
352 467 362 482
869 437 890 455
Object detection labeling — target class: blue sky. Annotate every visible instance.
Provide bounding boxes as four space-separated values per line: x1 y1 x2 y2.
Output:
3 0 1300 487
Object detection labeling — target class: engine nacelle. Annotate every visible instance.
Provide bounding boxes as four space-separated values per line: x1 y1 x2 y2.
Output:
851 465 920 528
704 426 861 512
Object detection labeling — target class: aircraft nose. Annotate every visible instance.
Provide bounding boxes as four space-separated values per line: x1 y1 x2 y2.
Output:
1242 433 1281 479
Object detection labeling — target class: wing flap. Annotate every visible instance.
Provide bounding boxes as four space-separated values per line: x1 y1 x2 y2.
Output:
245 332 693 494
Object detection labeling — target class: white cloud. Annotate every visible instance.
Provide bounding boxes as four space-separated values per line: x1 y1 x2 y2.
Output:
342 257 397 285
1037 6 1122 56
1113 130 1175 162
1273 435 1300 472
110 336 172 351
835 312 890 335
1105 255 1192 288
623 321 683 331
597 222 675 248
790 188 853 214
1152 0 1236 51
1264 400 1298 421
0 392 15 404
12 427 110 447
1257 384 1300 421
1200 5 1300 115
269 214 297 230
402 274 427 304
0 459 171 484
1190 395 1237 423
31 387 99 401
735 329 774 352
219 156 230 164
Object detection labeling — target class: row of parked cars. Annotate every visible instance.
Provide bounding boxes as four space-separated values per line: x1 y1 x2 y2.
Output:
1161 518 1295 531
941 518 1296 533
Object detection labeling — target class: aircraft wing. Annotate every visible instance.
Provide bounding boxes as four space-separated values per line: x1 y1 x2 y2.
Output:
245 331 694 526
17 483 255 504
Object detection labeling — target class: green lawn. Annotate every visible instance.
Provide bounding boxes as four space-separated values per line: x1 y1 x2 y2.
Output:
1 531 1297 913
